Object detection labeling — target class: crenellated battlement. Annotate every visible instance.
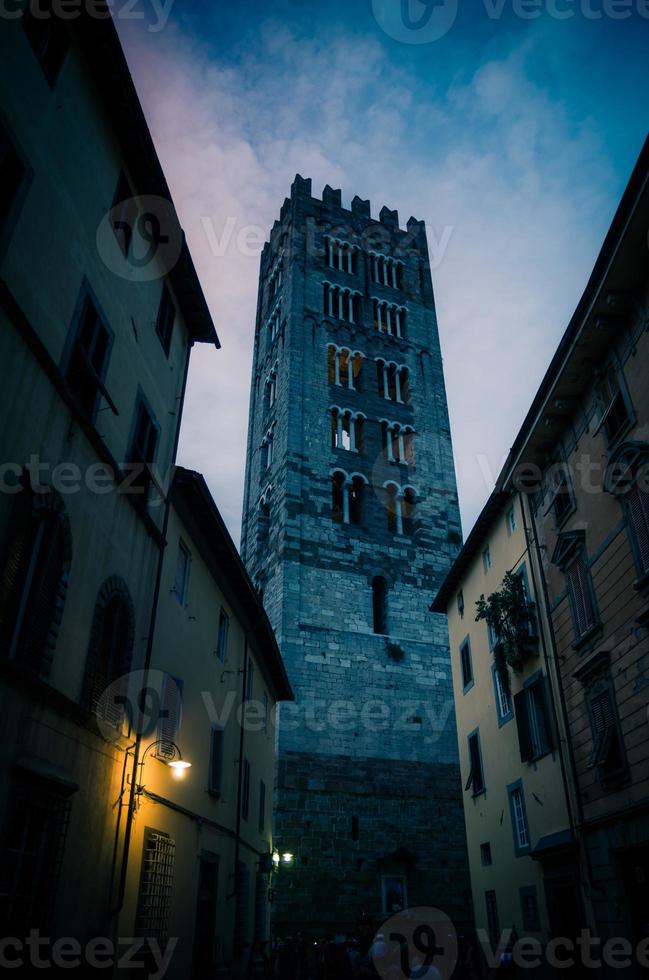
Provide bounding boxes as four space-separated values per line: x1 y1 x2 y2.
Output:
286 172 423 236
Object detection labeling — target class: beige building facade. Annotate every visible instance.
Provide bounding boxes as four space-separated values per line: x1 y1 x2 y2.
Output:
119 468 292 977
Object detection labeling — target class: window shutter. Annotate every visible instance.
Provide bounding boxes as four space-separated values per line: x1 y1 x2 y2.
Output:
539 676 554 753
0 491 32 645
514 690 533 763
157 674 183 759
589 689 615 767
209 726 224 796
19 517 65 676
627 483 649 575
467 734 483 793
567 555 595 637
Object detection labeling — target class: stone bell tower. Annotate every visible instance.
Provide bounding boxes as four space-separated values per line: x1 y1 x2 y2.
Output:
241 176 470 935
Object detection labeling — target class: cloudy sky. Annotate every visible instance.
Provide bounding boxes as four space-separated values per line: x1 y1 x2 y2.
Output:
117 0 647 545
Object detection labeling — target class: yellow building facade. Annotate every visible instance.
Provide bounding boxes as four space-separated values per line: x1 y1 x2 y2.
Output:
433 491 577 971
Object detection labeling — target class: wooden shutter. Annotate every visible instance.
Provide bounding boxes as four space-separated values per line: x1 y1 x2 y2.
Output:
19 516 65 676
567 555 595 637
589 689 615 767
209 726 224 796
514 690 533 763
627 483 649 575
467 733 483 793
157 674 183 759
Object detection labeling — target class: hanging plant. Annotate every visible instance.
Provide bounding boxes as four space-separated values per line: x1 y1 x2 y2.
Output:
475 571 536 673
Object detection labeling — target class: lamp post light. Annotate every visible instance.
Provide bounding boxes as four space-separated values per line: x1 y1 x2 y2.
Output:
134 739 191 809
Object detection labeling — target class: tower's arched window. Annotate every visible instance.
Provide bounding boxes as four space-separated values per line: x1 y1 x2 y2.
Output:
331 472 365 526
330 347 363 390
332 471 346 523
257 488 272 547
372 576 388 635
402 487 417 536
385 483 400 534
261 425 275 470
349 476 365 525
0 485 72 677
82 579 135 728
331 409 364 453
323 283 359 324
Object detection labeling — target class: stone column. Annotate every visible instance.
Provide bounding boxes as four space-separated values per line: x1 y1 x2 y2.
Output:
395 369 402 403
342 484 350 524
396 494 404 535
334 351 341 386
398 430 405 463
348 356 355 389
385 425 394 462
383 364 389 399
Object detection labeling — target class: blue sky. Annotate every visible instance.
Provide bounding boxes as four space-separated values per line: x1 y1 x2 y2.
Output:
118 0 648 543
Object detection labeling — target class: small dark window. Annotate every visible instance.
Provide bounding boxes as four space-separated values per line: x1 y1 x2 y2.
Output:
0 125 26 239
155 283 175 356
65 295 113 421
465 731 485 795
551 469 574 526
351 816 359 841
23 0 69 86
246 659 254 702
460 639 473 692
372 576 388 635
242 759 251 821
209 726 224 796
216 609 229 662
111 173 137 258
598 367 632 446
457 590 465 618
129 398 160 500
259 780 266 833
0 771 72 933
480 842 492 866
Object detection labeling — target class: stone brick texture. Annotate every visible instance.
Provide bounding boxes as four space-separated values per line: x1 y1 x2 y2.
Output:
241 176 471 934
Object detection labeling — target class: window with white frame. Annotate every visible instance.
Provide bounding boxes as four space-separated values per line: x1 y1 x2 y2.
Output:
494 666 511 723
596 364 633 447
482 546 492 572
506 506 516 535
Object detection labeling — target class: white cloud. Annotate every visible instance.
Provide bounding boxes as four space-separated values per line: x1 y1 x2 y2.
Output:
118 19 617 543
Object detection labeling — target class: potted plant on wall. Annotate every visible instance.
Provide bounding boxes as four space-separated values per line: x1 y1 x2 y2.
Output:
475 571 538 677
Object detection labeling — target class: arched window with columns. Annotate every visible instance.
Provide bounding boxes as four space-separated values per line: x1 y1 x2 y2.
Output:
331 408 365 453
323 283 361 324
372 576 389 635
265 365 278 412
383 482 418 536
372 300 407 338
331 471 367 526
257 487 272 547
328 346 364 390
377 360 409 402
261 424 275 470
369 252 404 289
381 421 415 465
324 237 358 275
